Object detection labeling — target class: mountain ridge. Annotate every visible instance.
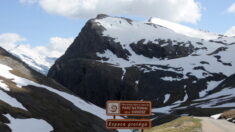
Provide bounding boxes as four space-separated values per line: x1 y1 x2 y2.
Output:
6 15 233 76
48 14 235 114
148 17 219 40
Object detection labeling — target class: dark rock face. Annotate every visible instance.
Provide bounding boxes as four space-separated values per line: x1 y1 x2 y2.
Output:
48 15 228 109
61 18 130 61
49 58 136 107
130 39 194 59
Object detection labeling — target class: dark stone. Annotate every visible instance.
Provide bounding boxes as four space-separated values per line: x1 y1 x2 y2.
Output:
0 115 9 123
0 123 11 132
130 39 195 59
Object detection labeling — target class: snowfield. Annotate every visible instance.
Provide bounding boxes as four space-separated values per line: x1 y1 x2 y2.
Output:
149 17 219 40
95 16 235 113
95 16 235 81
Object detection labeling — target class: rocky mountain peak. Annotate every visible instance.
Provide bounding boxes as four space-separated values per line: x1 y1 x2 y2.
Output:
96 14 109 19
48 15 235 114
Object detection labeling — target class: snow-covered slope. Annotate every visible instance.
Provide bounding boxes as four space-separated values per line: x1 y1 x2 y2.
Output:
0 63 108 120
8 45 56 75
95 16 235 80
0 47 117 132
6 17 232 77
49 15 235 115
149 17 219 40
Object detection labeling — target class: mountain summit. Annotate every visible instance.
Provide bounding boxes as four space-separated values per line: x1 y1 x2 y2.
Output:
48 14 235 114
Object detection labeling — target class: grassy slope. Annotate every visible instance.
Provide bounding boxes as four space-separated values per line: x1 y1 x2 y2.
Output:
143 116 201 132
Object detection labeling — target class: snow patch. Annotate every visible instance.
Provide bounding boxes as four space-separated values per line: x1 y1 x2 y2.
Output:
161 76 182 81
163 94 170 103
199 80 224 97
0 80 9 91
121 68 126 80
4 114 53 132
152 103 179 113
135 80 139 85
0 90 27 110
211 113 222 119
192 87 235 108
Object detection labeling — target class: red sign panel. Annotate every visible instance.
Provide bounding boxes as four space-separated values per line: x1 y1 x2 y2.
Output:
106 101 152 116
106 119 151 129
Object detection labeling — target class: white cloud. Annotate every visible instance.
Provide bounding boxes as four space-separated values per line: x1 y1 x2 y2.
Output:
35 37 74 57
227 2 235 13
0 33 26 50
225 26 235 36
0 33 74 58
21 0 201 23
48 37 74 54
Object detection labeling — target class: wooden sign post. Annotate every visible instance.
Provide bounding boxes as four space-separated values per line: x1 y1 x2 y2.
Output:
106 101 152 131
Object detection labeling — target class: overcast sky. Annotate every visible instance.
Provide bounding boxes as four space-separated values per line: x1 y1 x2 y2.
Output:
0 0 235 57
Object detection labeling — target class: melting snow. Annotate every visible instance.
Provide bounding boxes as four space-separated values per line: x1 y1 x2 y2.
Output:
182 92 188 102
4 114 53 132
121 68 126 80
152 103 179 113
192 87 235 108
199 80 224 97
0 80 9 91
211 113 222 119
197 87 235 101
135 80 139 85
163 94 170 103
0 90 27 110
161 76 182 81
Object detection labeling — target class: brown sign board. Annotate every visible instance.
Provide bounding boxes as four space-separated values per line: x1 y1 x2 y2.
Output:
106 119 151 129
106 101 152 116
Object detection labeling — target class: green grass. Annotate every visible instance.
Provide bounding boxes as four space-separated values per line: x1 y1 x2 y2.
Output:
143 116 201 132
